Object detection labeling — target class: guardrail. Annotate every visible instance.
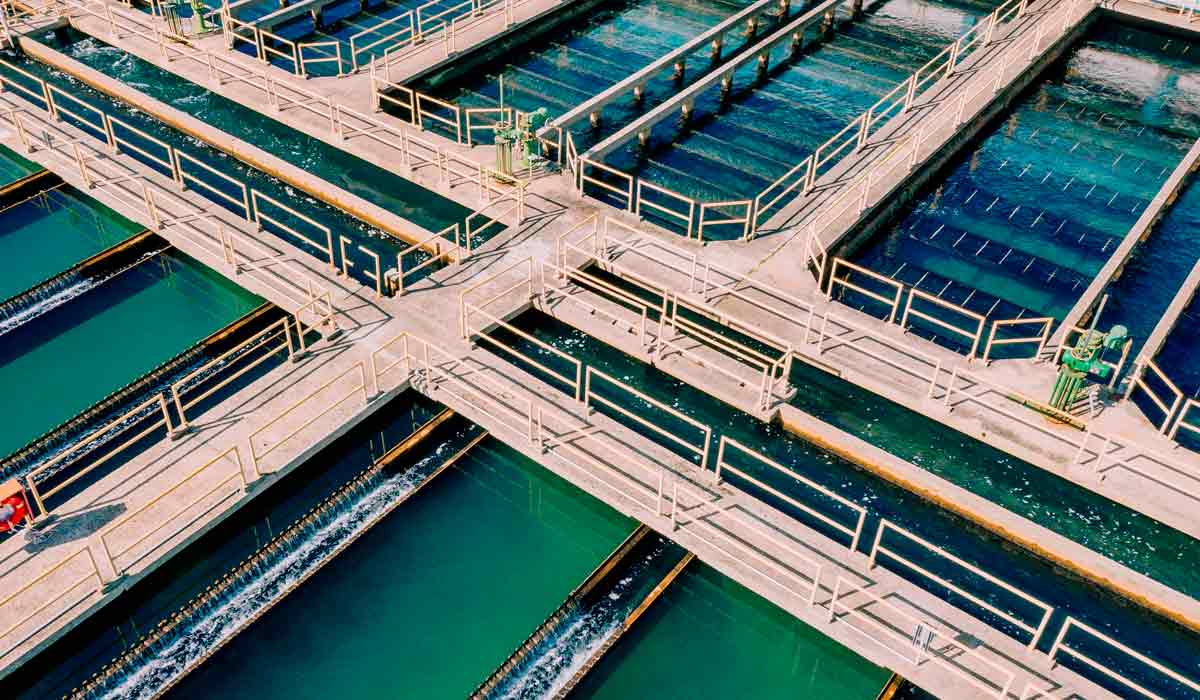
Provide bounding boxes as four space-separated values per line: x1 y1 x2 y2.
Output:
373 0 530 77
1125 358 1184 434
869 519 1053 651
1049 617 1200 700
221 10 346 77
716 436 866 550
62 0 521 223
575 0 1089 242
98 446 249 575
0 53 339 314
752 0 1040 233
829 576 1016 698
0 547 103 663
248 361 369 474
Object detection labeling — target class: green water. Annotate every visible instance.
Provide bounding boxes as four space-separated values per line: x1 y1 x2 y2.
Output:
0 144 40 187
165 437 634 699
0 251 260 457
0 186 143 300
572 563 891 700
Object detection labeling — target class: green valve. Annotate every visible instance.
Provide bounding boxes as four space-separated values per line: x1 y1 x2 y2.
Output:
1048 324 1129 410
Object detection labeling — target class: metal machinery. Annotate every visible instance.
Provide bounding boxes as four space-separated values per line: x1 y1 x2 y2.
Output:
493 108 548 177
1049 324 1129 411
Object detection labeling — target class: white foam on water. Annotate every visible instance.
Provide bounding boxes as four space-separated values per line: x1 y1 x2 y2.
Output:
0 277 96 337
94 453 440 700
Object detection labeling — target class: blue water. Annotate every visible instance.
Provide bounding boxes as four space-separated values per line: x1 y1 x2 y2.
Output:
419 0 766 148
851 23 1199 351
489 309 1200 698
1154 290 1200 451
602 0 997 224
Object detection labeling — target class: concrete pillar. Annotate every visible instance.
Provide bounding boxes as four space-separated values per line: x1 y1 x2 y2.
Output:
673 59 685 82
790 29 804 57
681 100 693 124
589 111 600 129
821 9 834 35
756 52 769 81
851 0 862 16
638 129 649 148
633 83 645 102
710 34 723 61
311 7 323 29
744 16 758 38
779 0 790 15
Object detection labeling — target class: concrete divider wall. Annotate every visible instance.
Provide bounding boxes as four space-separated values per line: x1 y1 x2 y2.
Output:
828 7 1097 262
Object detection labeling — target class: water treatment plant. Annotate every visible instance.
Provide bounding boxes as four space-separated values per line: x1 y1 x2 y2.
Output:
0 0 1197 695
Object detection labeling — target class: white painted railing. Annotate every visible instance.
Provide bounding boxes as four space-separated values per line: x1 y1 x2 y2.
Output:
1050 617 1200 700
869 519 1054 650
829 576 1016 698
716 436 867 551
1125 358 1184 433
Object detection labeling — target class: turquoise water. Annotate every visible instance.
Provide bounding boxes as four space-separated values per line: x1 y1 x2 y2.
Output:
853 23 1199 351
162 437 635 699
0 143 40 187
9 391 445 700
571 563 891 700
0 250 260 458
491 309 1200 697
0 185 143 301
419 0 764 148
602 0 996 226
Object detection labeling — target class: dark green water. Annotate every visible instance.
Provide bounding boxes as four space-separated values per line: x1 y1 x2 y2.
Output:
0 185 143 301
0 143 40 186
572 562 892 700
163 437 635 699
0 250 260 457
9 391 446 700
491 309 1200 697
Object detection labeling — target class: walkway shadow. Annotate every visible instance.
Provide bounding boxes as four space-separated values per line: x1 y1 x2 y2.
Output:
20 503 127 554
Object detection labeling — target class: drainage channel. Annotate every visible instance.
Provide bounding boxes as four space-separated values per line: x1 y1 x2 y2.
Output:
487 307 1200 698
46 26 480 246
122 432 638 700
66 408 473 700
579 264 1200 604
0 229 162 337
1098 151 1200 369
848 20 1200 353
5 390 448 700
471 524 690 699
567 561 894 700
0 42 450 290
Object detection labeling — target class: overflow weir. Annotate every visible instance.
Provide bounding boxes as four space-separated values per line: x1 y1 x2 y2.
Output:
470 524 692 699
60 408 473 700
4 0 1200 697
